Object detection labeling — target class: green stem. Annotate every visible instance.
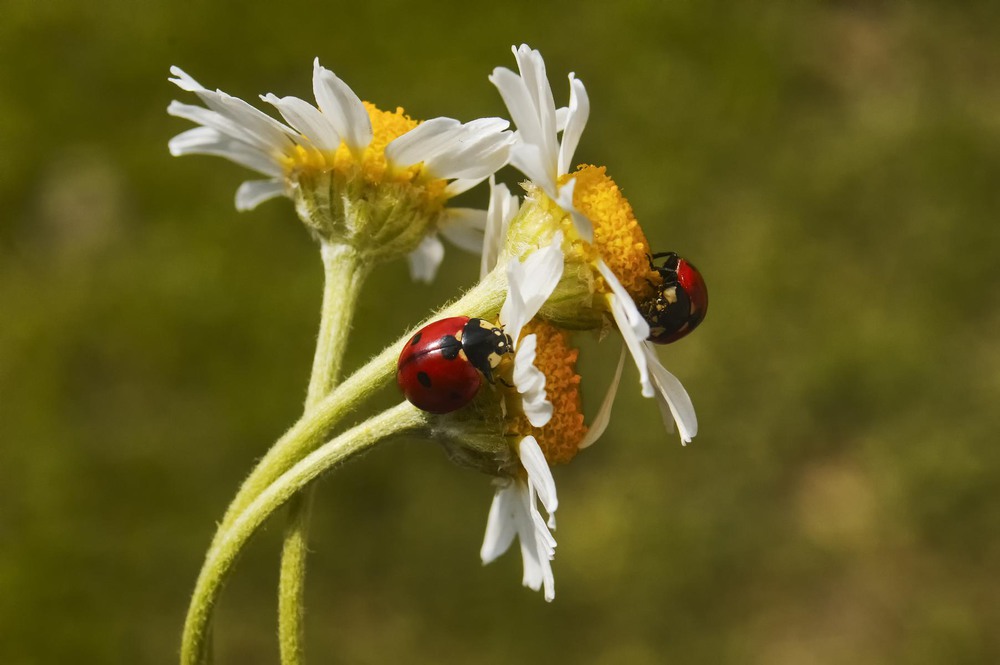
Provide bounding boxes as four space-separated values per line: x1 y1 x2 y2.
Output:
182 265 507 665
181 403 428 665
279 244 367 665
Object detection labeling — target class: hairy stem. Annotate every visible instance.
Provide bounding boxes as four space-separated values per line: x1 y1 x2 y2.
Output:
280 244 367 665
182 266 507 664
181 403 428 665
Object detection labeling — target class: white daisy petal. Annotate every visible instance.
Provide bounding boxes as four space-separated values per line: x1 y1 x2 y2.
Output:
516 231 565 326
444 176 488 198
208 91 297 151
483 474 557 601
167 126 283 177
555 106 569 132
509 143 555 196
515 493 544 591
480 481 518 564
438 208 487 254
385 117 462 167
557 74 589 176
168 66 207 93
312 58 373 153
511 45 559 167
578 344 627 449
406 234 445 283
499 231 564 343
481 178 519 278
235 179 286 211
261 93 341 151
513 336 553 428
489 67 546 160
643 342 698 444
168 101 270 150
425 134 513 181
597 260 653 397
551 178 593 243
519 436 558 515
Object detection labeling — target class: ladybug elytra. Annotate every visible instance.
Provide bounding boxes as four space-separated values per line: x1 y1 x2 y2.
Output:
639 252 708 344
397 316 513 414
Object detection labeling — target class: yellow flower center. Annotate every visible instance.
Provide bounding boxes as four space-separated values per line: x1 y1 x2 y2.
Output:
559 165 659 303
505 320 587 466
279 102 449 210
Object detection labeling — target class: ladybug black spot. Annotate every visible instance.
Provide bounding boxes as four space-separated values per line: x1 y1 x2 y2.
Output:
450 392 462 401
417 371 432 388
410 332 422 346
440 335 461 360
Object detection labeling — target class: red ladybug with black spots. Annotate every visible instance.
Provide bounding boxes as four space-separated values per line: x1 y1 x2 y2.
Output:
640 252 709 344
397 316 513 414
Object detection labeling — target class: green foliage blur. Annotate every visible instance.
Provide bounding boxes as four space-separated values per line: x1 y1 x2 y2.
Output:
2 1 998 663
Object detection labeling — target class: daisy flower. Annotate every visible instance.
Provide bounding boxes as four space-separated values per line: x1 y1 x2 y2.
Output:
167 59 514 282
490 45 698 444
458 186 623 601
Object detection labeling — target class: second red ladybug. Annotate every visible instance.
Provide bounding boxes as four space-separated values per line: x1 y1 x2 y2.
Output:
640 251 709 344
397 316 513 414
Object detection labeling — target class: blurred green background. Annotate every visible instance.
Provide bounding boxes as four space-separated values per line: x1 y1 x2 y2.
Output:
2 0 999 663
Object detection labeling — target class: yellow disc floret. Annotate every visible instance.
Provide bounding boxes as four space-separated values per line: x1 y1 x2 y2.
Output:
505 321 587 466
563 165 659 303
284 102 449 254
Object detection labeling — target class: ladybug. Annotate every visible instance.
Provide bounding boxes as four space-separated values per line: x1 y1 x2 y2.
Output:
397 316 513 414
639 251 709 344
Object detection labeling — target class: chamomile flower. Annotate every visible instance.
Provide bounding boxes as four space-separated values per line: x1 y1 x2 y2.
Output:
167 60 514 281
490 45 698 443
455 190 622 601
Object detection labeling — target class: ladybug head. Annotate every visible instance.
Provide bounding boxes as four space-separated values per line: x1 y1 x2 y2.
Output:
461 318 514 380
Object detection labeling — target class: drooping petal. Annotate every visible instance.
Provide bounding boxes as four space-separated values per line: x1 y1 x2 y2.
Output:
643 342 698 444
483 476 556 602
406 234 445 283
515 489 544 591
578 344 627 449
519 436 558 515
480 481 518 564
525 484 556 602
235 179 286 211
312 58 373 153
438 208 486 254
597 260 653 397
